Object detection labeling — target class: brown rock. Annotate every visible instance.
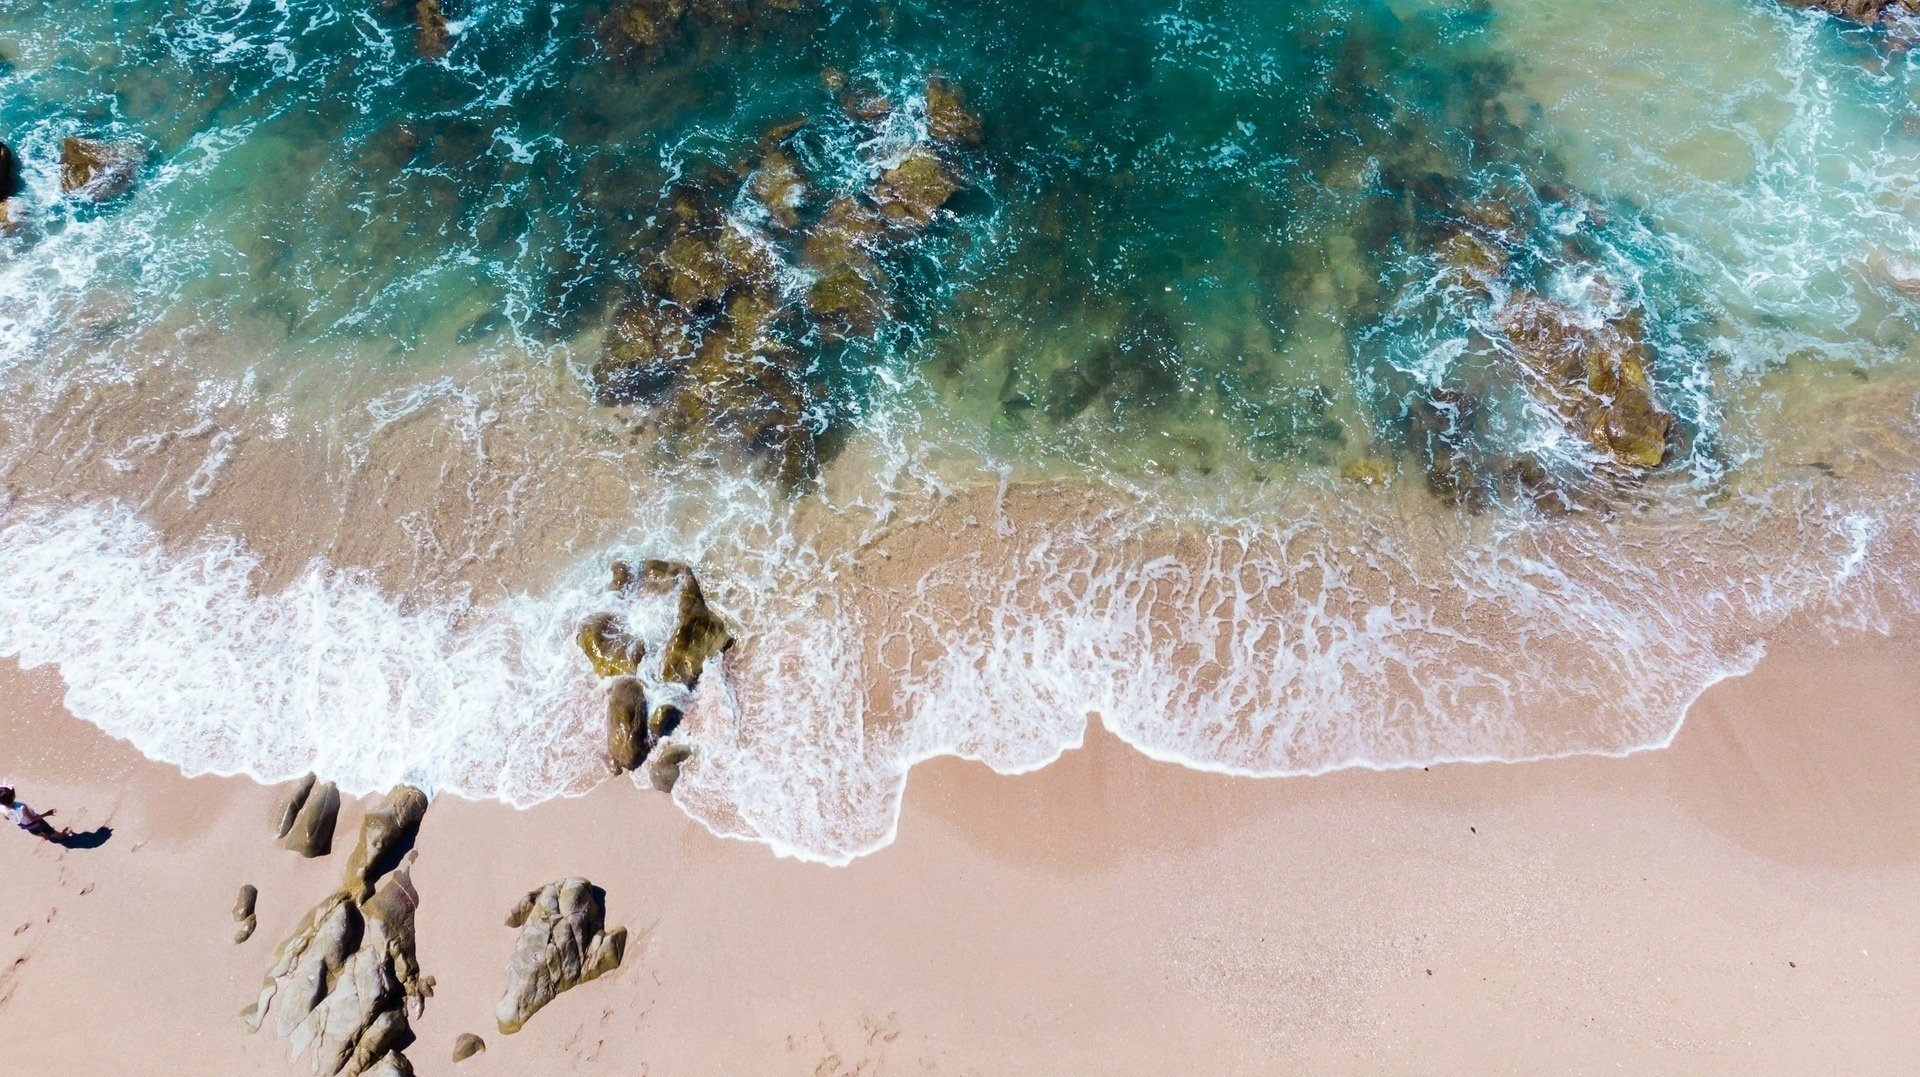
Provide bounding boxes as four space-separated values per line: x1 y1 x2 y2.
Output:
648 742 693 793
0 140 15 200
416 0 452 59
590 294 699 405
234 884 259 944
496 878 628 1034
451 1033 486 1062
606 676 649 773
925 75 984 147
873 150 961 230
576 611 641 678
611 0 690 50
637 560 733 686
749 147 808 230
59 137 141 202
282 780 340 858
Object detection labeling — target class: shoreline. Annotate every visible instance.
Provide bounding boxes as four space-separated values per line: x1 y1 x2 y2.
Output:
4 597 1918 1072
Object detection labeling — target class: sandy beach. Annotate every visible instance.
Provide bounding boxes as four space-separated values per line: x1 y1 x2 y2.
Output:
3 596 1916 1075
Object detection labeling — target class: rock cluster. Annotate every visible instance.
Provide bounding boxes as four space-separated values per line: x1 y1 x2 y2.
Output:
278 774 342 858
244 786 435 1077
58 137 141 202
590 74 984 488
496 878 628 1035
1394 191 1676 510
577 559 731 785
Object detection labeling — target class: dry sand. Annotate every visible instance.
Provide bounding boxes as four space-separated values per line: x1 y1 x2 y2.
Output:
1 605 1917 1075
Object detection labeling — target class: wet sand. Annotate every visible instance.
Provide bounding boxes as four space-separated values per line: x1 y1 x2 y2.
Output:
2 597 1917 1075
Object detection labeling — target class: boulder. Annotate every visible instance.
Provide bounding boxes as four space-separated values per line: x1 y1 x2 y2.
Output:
496 878 628 1034
283 780 341 858
0 197 23 238
59 137 141 202
342 786 429 902
276 774 319 839
576 611 641 678
235 884 259 944
451 1033 486 1062
605 676 649 773
648 742 693 793
0 140 15 199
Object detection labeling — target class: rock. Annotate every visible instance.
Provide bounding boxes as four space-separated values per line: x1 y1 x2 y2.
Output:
576 611 641 677
873 150 962 230
0 140 15 199
496 878 628 1034
0 197 24 238
609 0 690 51
669 293 818 488
1495 291 1672 472
590 294 699 405
802 197 891 338
606 676 649 773
451 1033 486 1062
647 702 682 739
235 884 260 944
342 786 429 902
1780 0 1919 26
748 147 808 230
283 780 341 858
925 75 984 147
648 742 692 793
416 0 452 59
276 773 319 839
59 137 141 202
637 560 733 686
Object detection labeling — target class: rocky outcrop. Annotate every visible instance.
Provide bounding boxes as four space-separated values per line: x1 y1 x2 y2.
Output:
451 1033 485 1063
604 0 814 58
245 787 434 1077
235 884 259 944
496 878 627 1035
1495 291 1672 472
282 778 342 858
0 140 15 200
59 137 141 202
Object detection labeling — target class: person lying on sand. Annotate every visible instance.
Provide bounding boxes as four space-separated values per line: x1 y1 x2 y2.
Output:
0 785 73 842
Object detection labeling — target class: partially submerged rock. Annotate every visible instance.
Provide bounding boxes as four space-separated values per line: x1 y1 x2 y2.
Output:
648 741 692 793
245 790 433 1077
577 611 641 678
577 560 732 775
283 779 341 858
0 140 15 200
924 75 984 147
637 559 733 687
415 0 453 59
234 884 259 944
1495 291 1672 472
496 878 628 1035
59 137 141 202
873 150 962 230
605 676 649 774
1779 0 1919 28
451 1033 485 1063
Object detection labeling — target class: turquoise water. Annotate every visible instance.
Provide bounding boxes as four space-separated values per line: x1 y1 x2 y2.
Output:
3 0 1920 860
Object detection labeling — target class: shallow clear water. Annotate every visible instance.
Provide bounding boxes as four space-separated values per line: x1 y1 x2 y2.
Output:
1 0 1918 861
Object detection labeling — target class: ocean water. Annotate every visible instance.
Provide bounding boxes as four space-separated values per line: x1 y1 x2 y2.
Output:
1 0 1918 861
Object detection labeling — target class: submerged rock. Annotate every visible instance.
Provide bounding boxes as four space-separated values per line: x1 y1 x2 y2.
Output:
874 150 963 230
924 75 984 147
59 137 141 202
0 140 15 199
497 878 628 1034
235 884 259 944
451 1033 486 1063
283 780 341 859
1780 0 1919 26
